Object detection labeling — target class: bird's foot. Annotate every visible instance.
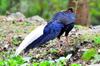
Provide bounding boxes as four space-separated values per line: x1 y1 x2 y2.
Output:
56 40 65 54
57 48 65 55
56 40 63 48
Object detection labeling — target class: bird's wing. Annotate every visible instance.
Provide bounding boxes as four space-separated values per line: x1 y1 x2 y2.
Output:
15 24 47 56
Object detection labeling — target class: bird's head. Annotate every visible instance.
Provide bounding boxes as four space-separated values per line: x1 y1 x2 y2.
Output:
65 7 74 13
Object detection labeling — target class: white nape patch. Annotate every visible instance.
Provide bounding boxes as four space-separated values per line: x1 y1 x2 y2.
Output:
15 24 47 56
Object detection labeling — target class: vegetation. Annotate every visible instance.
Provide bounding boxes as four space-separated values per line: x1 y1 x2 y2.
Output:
0 56 25 66
0 0 100 25
70 63 82 66
82 48 97 61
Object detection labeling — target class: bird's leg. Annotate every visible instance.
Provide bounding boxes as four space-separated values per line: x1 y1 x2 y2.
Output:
57 39 61 48
56 38 61 48
64 36 69 46
56 38 66 55
56 38 64 52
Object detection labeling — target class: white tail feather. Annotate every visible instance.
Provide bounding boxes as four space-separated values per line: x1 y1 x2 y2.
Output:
15 24 47 56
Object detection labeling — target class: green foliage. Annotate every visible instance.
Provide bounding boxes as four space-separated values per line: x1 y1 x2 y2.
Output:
0 0 100 24
0 56 25 66
74 28 100 45
80 33 100 45
12 56 24 64
70 63 82 66
25 0 42 17
0 61 5 66
32 57 67 66
93 36 100 44
21 22 32 26
0 33 6 41
82 48 97 61
74 25 87 30
58 57 67 66
0 0 10 14
32 62 39 66
89 0 100 25
49 48 58 54
0 0 68 20
33 61 55 66
39 61 50 66
49 61 56 66
11 35 22 46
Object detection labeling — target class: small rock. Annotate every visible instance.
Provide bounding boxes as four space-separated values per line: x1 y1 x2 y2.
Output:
87 64 100 66
26 15 47 25
23 57 32 62
98 49 100 53
7 12 25 22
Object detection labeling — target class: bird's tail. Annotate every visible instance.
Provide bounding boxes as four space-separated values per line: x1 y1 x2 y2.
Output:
15 24 47 56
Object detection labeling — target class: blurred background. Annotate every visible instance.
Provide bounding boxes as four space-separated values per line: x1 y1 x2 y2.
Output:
0 0 100 25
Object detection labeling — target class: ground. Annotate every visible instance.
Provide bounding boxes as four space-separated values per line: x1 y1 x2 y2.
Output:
0 20 100 66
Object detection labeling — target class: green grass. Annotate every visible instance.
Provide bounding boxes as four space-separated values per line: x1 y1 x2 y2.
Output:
70 63 82 66
82 48 97 61
93 36 100 45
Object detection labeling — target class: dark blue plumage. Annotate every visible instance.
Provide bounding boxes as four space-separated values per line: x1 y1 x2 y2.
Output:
15 8 76 55
24 21 64 52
